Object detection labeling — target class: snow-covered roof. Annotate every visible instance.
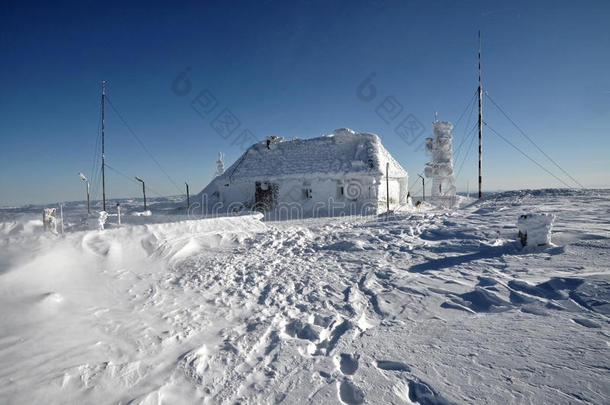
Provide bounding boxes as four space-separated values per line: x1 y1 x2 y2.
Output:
219 128 407 182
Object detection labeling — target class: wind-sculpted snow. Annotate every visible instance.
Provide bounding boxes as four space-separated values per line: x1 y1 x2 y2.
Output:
0 189 609 403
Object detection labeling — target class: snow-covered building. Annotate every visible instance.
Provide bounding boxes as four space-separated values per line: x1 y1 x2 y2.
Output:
197 128 409 218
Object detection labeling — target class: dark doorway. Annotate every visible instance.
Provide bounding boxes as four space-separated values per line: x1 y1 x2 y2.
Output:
254 181 277 212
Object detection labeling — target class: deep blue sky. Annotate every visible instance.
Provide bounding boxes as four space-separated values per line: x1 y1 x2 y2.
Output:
1 0 609 205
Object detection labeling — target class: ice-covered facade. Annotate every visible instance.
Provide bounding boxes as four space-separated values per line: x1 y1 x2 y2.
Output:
197 128 409 218
424 121 456 200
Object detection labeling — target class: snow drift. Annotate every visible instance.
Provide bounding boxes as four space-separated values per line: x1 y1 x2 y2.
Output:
1 189 608 404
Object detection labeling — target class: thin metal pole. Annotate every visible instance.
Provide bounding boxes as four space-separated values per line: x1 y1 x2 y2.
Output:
101 80 107 211
422 177 425 201
478 30 483 199
186 182 190 208
86 181 90 214
142 182 147 210
418 174 425 202
386 162 390 212
135 177 146 211
60 204 64 235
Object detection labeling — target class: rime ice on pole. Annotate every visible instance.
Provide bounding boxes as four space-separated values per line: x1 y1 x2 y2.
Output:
517 213 555 247
98 211 108 230
216 152 225 176
424 121 456 204
42 208 57 233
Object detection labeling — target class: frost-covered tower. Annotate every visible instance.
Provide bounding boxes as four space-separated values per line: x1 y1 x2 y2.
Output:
424 121 456 200
197 128 409 218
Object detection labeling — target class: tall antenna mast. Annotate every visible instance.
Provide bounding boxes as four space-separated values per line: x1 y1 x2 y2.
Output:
101 80 107 211
477 30 483 199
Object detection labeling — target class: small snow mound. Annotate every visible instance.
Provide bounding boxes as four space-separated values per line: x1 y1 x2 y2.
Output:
180 345 209 381
40 292 64 304
330 128 357 137
321 240 365 251
168 238 202 262
0 219 43 236
132 210 152 217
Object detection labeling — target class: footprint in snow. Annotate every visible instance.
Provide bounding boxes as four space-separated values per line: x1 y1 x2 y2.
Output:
373 360 454 404
375 360 411 372
338 353 359 375
406 379 456 405
331 352 363 404
338 379 365 404
284 319 320 342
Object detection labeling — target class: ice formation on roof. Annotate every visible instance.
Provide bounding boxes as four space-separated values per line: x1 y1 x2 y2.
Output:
218 128 405 182
424 121 456 198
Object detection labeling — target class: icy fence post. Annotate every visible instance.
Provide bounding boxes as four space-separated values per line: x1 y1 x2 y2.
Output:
517 213 555 247
98 211 108 230
116 203 121 225
42 208 57 233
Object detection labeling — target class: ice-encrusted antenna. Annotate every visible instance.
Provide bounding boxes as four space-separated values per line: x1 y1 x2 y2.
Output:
477 30 483 199
102 80 107 211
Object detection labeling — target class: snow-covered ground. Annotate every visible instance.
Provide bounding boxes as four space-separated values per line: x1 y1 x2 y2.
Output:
1 189 609 404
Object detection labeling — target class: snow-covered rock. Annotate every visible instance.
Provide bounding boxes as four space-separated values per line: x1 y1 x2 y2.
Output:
517 213 555 247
